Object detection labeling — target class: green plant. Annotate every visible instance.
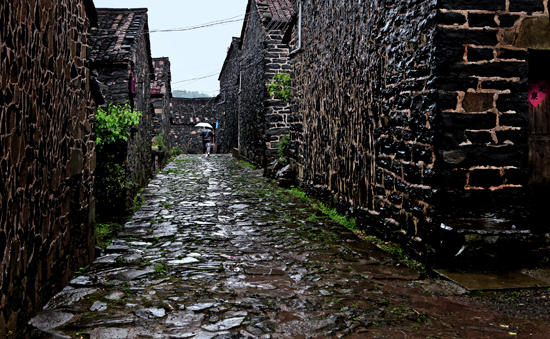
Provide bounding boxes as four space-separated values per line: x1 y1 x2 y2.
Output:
152 133 166 150
267 71 291 102
277 134 291 158
95 103 141 148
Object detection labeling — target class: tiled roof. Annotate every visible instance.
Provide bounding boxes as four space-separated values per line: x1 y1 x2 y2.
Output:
256 0 294 24
90 8 149 62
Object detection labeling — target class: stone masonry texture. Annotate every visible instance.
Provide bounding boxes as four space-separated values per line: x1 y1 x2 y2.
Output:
91 8 155 213
170 98 217 154
151 57 172 150
151 57 173 169
0 0 98 336
287 0 550 262
237 0 294 166
218 37 242 153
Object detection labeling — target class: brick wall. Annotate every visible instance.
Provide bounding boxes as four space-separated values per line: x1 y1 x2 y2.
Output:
170 98 217 154
0 0 98 335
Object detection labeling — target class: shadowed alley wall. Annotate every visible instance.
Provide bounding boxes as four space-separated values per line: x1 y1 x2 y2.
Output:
0 0 99 335
289 0 550 263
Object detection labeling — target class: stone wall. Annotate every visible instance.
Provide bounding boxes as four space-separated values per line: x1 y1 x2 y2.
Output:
151 57 172 151
217 38 242 153
434 0 548 220
290 0 550 264
238 0 293 166
291 0 439 242
0 0 98 335
170 98 217 154
91 8 154 214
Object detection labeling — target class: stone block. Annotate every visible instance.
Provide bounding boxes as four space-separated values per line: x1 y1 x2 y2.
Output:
516 17 550 49
469 169 502 188
467 47 494 62
496 92 529 113
439 12 467 25
440 0 505 10
462 93 494 112
465 130 493 144
469 13 498 28
499 15 520 28
441 112 497 129
509 0 545 14
437 28 498 46
439 92 459 110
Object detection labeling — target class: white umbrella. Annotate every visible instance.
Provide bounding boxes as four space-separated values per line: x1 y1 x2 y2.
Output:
195 122 213 129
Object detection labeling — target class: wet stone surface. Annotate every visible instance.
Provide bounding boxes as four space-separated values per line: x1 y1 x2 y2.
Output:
32 155 550 338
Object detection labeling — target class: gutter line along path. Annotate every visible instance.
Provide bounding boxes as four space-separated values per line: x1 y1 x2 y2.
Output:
31 155 550 338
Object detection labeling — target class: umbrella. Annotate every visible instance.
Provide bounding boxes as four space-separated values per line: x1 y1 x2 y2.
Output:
195 122 213 129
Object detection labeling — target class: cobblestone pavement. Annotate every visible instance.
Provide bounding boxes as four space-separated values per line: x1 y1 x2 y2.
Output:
31 155 550 338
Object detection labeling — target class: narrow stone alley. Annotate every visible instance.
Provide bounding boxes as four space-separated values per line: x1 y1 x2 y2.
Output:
31 155 550 339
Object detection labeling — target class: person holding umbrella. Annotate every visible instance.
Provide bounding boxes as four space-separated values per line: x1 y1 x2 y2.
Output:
196 123 214 157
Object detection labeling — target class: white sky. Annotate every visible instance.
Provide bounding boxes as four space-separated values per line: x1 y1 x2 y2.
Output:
92 0 249 96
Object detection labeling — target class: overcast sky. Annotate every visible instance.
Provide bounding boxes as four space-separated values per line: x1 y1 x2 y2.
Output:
92 0 249 96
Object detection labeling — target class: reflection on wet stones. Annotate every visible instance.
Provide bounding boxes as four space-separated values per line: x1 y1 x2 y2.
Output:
32 155 487 338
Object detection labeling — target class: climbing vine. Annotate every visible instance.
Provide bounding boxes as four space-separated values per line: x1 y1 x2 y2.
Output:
267 71 291 102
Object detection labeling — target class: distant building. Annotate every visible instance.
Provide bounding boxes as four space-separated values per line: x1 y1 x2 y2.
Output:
226 0 295 166
217 37 242 154
170 98 217 154
151 57 173 168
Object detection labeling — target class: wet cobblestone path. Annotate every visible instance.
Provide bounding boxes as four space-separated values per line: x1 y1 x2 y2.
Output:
32 155 550 338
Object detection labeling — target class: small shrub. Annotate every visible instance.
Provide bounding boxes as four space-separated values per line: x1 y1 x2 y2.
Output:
95 103 141 148
152 133 165 150
267 71 291 102
277 135 291 158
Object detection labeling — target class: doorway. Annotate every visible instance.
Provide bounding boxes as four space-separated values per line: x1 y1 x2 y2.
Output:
528 50 550 225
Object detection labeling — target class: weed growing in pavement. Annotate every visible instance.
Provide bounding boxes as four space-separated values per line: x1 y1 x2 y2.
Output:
236 160 258 170
154 261 169 273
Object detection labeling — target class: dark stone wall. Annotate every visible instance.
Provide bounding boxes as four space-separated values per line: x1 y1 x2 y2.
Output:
151 57 172 151
239 5 269 165
170 98 217 154
0 0 97 335
291 0 439 241
238 3 293 166
125 17 154 210
290 0 550 262
217 38 242 153
433 0 548 220
92 19 154 212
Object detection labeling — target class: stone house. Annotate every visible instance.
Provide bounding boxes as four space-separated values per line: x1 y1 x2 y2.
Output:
217 37 242 153
170 98 217 154
286 0 550 265
90 8 155 215
151 57 173 168
0 0 101 335
233 0 295 166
